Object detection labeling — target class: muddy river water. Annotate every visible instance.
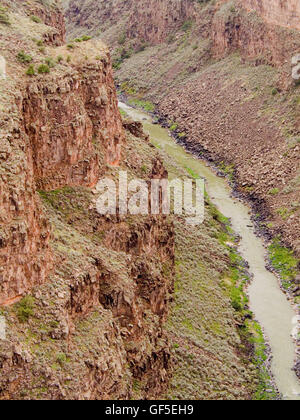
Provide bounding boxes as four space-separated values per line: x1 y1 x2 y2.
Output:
119 101 300 400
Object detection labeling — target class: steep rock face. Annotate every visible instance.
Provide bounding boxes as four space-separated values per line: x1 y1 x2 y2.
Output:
29 0 67 44
0 0 175 400
243 0 300 30
0 155 174 400
23 54 124 191
212 1 300 70
0 100 53 305
0 2 124 303
66 0 300 71
66 0 197 44
125 0 196 45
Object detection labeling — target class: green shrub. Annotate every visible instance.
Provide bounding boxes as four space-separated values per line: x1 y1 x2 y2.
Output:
56 55 63 63
56 353 67 366
26 65 35 76
38 64 50 74
17 50 33 64
0 6 10 25
67 43 75 50
118 33 126 45
30 15 42 23
181 20 193 32
81 35 92 41
45 57 55 68
269 188 279 195
16 296 35 323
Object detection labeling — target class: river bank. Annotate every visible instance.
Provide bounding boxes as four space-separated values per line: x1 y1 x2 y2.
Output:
119 100 300 400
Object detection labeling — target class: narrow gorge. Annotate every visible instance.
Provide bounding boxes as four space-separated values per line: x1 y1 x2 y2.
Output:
0 0 299 401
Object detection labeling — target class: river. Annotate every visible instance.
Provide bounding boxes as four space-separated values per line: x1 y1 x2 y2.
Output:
119 101 300 400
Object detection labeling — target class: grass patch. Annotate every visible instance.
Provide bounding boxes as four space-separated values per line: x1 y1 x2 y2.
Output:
30 15 42 23
170 122 178 131
268 188 279 196
15 296 35 323
26 65 35 76
269 239 299 289
219 161 235 181
128 98 155 112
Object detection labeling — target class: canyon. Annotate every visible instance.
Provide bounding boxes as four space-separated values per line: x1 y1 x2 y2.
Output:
0 0 299 400
0 0 174 399
66 0 300 267
65 0 300 397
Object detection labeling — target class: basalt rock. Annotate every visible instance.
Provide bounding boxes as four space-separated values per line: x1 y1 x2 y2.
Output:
0 0 175 400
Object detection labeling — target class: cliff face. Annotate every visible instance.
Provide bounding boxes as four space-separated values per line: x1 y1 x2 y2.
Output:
243 0 300 30
22 55 124 191
0 2 124 304
66 0 197 44
0 0 175 399
123 0 196 45
66 0 300 70
211 0 300 70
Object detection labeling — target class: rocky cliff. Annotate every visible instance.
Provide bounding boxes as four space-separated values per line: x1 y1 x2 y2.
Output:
0 0 124 305
243 0 300 31
0 0 175 399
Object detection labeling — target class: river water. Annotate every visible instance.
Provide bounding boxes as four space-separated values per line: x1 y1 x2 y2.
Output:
119 101 300 400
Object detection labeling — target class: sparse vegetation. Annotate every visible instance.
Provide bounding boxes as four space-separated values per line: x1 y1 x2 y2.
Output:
269 188 279 195
17 51 33 64
15 296 35 323
45 57 56 68
30 15 42 23
0 5 10 25
181 19 193 32
26 65 35 76
37 64 50 74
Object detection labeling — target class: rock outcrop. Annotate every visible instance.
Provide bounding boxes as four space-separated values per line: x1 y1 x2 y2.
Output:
0 25 124 305
0 0 176 400
22 54 124 191
243 0 300 31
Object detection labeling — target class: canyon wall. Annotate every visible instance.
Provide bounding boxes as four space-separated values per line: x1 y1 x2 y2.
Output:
211 1 300 69
125 0 196 45
22 54 124 191
0 0 176 400
66 0 198 44
0 51 124 304
243 0 300 31
66 0 300 259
